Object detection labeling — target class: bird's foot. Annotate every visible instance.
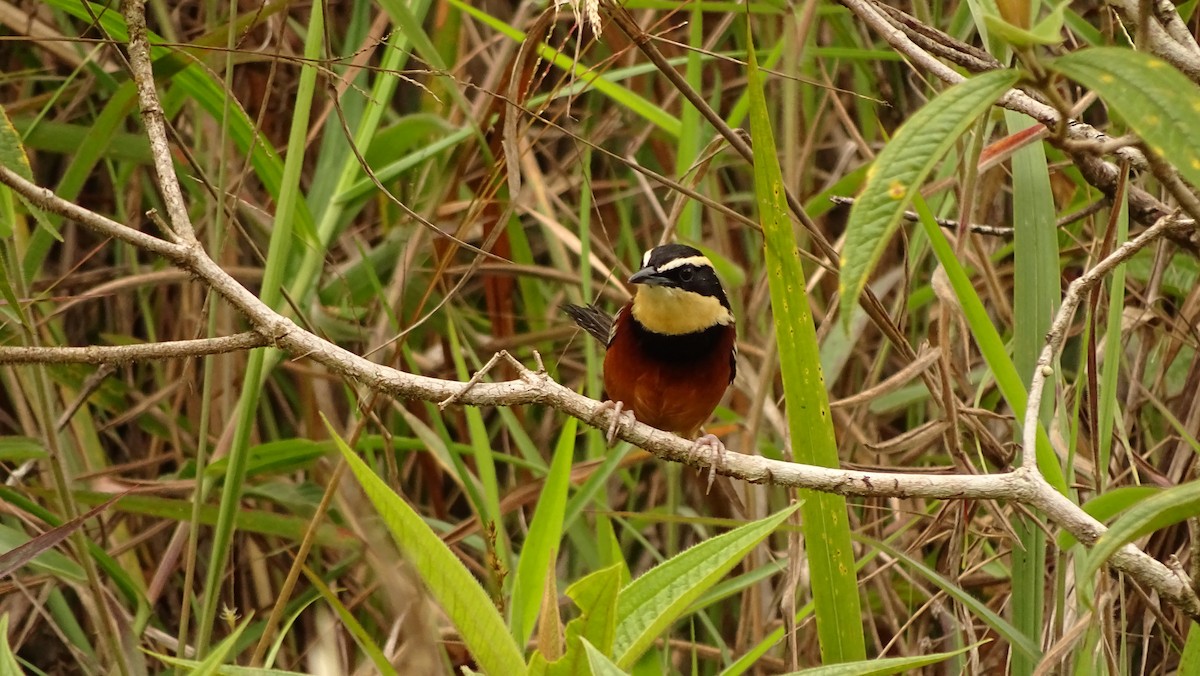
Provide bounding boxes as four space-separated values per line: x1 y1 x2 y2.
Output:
597 400 635 445
691 433 727 494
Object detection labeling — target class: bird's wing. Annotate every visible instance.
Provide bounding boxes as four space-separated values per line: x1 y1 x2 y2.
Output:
564 303 614 346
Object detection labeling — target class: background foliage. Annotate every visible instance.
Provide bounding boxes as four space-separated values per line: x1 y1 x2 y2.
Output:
2 0 1200 673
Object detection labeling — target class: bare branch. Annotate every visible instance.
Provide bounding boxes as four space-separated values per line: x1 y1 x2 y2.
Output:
0 333 268 365
122 0 196 243
2 165 1199 620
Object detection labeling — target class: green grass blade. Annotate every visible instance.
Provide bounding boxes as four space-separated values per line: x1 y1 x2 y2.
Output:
1084 480 1200 579
912 196 1068 491
303 567 397 676
613 503 800 668
445 0 681 136
1098 169 1131 490
188 614 253 676
0 615 24 675
197 0 325 652
149 653 308 676
781 643 977 675
511 417 577 646
865 536 1040 661
1057 486 1160 549
747 29 866 663
1006 109 1060 676
1050 48 1200 188
330 418 527 675
41 0 315 239
840 69 1018 324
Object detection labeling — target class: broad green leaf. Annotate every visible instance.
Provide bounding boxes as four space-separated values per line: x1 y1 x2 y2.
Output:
512 417 577 646
1051 48 1200 188
0 103 31 239
1085 480 1200 579
568 565 622 654
583 639 630 676
534 565 623 676
840 69 1019 325
747 29 865 662
613 503 800 668
331 418 526 676
0 106 31 177
782 643 977 675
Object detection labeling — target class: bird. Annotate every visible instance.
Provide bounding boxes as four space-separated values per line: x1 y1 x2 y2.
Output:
564 243 737 471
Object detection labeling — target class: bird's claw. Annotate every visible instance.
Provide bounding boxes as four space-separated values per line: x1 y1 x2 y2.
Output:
691 433 727 494
597 400 635 445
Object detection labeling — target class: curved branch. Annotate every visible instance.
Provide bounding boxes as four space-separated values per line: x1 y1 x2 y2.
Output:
1 164 1199 619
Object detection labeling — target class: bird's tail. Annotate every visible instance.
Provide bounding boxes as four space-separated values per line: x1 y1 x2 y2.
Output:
563 303 613 346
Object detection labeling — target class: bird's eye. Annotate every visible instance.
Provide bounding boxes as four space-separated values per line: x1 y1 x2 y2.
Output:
678 268 694 282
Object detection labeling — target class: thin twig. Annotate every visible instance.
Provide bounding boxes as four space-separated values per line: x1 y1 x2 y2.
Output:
1022 214 1181 470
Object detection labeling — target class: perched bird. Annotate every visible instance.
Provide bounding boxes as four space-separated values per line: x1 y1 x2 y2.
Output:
565 243 736 463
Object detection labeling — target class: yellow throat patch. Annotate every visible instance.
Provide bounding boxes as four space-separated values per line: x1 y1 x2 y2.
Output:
631 286 733 335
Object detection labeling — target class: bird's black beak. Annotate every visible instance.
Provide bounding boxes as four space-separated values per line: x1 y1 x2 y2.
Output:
628 266 669 286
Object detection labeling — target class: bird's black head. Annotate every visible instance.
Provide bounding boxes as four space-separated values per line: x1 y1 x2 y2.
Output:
629 244 734 335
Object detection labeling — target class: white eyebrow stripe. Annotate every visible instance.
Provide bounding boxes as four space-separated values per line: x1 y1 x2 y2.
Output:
655 255 713 272
642 249 653 267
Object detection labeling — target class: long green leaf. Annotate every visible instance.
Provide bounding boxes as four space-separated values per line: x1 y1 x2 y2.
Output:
865 537 1040 661
331 418 527 676
911 196 1067 491
1084 480 1200 579
1058 486 1160 549
840 69 1018 323
0 615 24 676
1006 109 1059 676
198 0 325 651
747 29 865 662
1098 176 1130 489
613 503 800 667
40 0 315 238
582 639 629 676
511 417 577 646
1051 48 1200 188
445 0 681 137
783 643 977 675
532 564 623 676
304 567 397 676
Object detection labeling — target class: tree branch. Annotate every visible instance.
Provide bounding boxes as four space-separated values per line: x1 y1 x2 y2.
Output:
0 333 268 365
1 163 1199 619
